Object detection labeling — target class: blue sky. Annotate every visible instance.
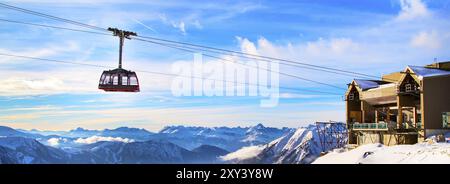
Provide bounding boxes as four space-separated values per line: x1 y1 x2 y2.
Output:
0 0 449 131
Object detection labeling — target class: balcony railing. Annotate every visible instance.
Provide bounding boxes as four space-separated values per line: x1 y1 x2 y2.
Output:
352 123 388 131
402 122 422 130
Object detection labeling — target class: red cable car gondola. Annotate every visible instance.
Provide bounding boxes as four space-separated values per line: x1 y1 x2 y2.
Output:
99 28 140 92
98 68 140 92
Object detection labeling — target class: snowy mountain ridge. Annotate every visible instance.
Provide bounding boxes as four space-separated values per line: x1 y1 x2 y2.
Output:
0 136 229 164
0 124 289 163
156 123 292 151
221 124 344 164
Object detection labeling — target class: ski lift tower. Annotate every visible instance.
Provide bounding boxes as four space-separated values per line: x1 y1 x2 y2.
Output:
315 121 348 153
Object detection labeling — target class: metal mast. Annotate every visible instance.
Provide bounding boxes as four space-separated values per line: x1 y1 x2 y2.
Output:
108 28 137 69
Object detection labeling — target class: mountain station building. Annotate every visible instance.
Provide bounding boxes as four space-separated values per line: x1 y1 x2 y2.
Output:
345 61 450 145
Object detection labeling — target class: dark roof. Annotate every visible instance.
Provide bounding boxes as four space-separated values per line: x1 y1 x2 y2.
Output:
353 79 391 91
408 65 450 78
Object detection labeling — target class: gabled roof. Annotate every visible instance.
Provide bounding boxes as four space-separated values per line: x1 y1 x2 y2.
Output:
407 65 450 79
353 79 391 91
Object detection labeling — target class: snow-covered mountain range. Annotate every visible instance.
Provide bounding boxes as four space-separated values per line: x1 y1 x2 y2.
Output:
155 123 292 151
221 124 346 164
0 124 290 164
14 124 291 152
0 137 68 164
2 124 448 164
26 126 154 140
0 136 229 164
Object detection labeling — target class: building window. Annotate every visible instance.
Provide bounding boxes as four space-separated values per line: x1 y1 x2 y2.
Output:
443 112 450 128
348 93 354 101
405 83 412 92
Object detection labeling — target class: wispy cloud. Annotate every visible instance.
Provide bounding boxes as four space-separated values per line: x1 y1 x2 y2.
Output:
47 137 68 147
410 30 447 50
0 0 449 131
74 135 134 144
396 0 430 21
131 18 158 34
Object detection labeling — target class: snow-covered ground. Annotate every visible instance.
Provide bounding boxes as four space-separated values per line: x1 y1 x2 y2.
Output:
313 143 450 164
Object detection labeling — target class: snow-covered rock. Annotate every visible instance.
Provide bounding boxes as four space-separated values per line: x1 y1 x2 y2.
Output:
222 124 346 164
0 137 68 164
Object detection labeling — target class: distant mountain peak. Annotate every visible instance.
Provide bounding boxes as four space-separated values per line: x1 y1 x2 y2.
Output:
223 125 346 164
256 123 264 127
253 123 265 129
71 127 90 132
246 123 267 133
0 126 16 131
110 127 147 132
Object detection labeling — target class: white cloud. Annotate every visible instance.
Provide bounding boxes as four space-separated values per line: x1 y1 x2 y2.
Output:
0 42 79 64
0 78 66 96
305 37 359 56
172 21 186 35
1 0 449 132
0 45 177 96
410 31 443 50
397 0 430 21
229 1 449 83
74 135 134 144
236 37 259 55
47 137 68 147
158 13 196 35
220 145 265 162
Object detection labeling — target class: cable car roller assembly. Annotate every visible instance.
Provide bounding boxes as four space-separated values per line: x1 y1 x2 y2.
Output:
98 28 140 92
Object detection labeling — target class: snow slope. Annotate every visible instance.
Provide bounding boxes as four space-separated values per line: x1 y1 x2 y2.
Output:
221 124 346 164
0 137 68 164
313 143 450 164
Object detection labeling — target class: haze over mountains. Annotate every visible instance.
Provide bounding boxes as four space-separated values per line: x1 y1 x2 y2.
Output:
0 124 294 164
221 124 329 164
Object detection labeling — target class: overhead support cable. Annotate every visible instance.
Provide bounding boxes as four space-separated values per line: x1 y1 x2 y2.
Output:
0 53 342 95
0 2 385 81
133 38 347 90
0 18 111 36
0 2 107 32
0 18 346 90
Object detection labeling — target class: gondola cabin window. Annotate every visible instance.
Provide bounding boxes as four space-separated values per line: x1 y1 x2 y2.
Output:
122 76 128 85
130 77 138 85
113 75 119 85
